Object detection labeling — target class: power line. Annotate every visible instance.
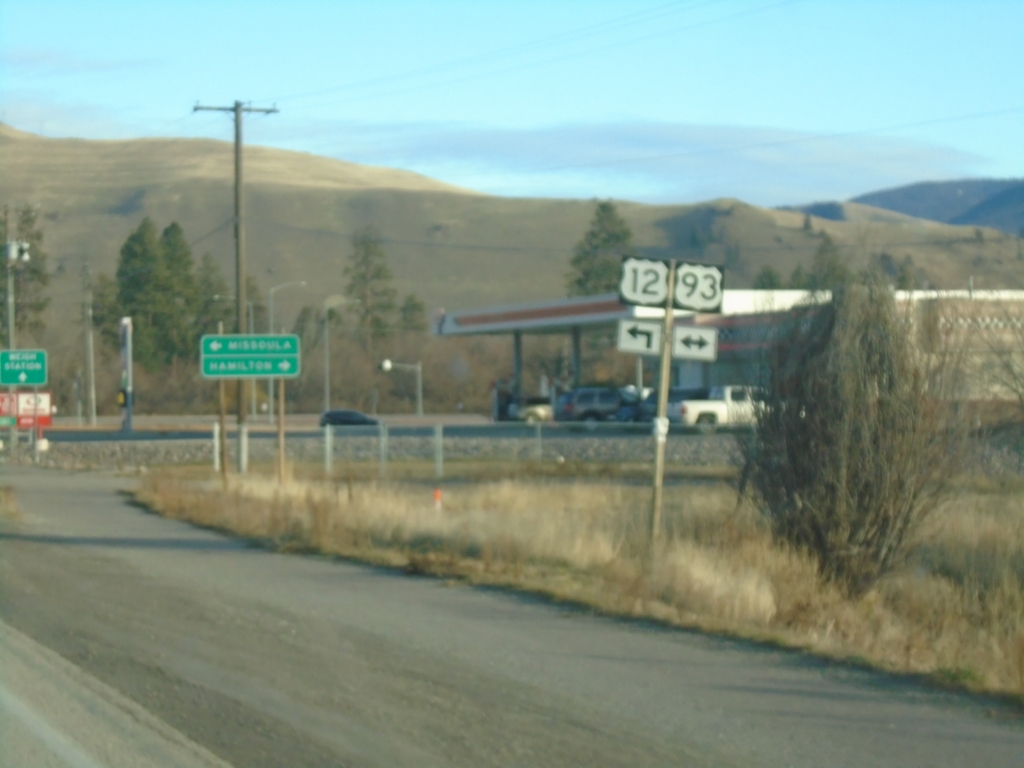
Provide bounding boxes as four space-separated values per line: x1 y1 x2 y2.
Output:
255 0 717 106
268 0 797 113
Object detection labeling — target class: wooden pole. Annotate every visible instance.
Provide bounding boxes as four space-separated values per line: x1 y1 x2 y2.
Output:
277 377 286 484
649 260 677 556
217 321 227 485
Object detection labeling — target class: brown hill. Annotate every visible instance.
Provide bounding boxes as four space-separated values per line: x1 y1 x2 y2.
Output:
2 124 1022 363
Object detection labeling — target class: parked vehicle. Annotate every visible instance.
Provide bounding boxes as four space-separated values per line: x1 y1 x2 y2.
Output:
554 387 628 422
636 388 709 422
319 409 379 427
674 386 758 429
517 396 554 423
613 387 645 421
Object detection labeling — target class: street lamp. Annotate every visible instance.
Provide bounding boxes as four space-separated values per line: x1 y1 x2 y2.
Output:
267 280 307 422
5 239 30 350
322 294 350 413
5 240 29 453
379 359 423 417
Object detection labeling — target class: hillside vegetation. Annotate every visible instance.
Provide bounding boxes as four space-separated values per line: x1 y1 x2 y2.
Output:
2 123 1023 380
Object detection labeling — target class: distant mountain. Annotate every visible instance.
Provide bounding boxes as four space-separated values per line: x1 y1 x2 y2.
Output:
851 179 1024 233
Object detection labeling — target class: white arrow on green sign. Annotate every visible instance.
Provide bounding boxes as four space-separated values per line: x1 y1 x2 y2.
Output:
200 334 301 379
0 349 48 386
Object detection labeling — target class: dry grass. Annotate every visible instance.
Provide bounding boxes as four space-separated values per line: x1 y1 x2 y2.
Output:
0 485 20 520
137 472 1024 699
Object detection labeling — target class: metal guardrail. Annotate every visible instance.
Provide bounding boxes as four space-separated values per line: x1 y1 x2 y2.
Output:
322 421 747 479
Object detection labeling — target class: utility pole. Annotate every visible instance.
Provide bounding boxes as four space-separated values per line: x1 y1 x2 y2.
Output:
194 100 278 472
3 206 11 454
82 262 97 426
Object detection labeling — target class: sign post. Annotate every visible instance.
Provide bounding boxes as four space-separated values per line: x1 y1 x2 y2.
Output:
201 333 301 484
649 260 677 558
618 258 724 555
1 349 48 458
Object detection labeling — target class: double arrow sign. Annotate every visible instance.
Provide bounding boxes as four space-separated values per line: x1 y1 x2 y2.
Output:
616 320 718 362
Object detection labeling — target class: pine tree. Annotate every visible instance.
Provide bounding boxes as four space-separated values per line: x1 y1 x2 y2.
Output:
566 201 636 296
399 293 427 332
789 263 809 289
752 265 783 289
158 222 198 361
115 218 169 369
193 253 232 341
344 226 396 357
808 233 850 290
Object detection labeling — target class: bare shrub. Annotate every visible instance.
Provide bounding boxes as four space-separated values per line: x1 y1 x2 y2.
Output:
746 280 968 594
981 303 1024 416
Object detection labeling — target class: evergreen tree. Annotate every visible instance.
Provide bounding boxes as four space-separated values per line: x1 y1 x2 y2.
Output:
344 226 396 356
752 265 783 289
193 253 232 340
398 293 427 332
115 218 170 369
788 263 809 289
808 233 850 290
245 276 268 333
158 222 198 361
895 256 916 290
566 201 636 296
0 205 51 341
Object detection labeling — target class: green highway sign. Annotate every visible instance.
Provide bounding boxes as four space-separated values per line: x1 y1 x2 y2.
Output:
200 334 301 379
0 349 48 386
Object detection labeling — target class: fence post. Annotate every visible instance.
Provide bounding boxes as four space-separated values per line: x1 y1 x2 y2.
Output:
378 422 389 479
534 421 542 462
239 423 249 475
324 424 333 478
213 422 221 473
434 423 444 480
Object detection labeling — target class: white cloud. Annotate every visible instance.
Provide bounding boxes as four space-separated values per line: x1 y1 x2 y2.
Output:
0 99 989 206
253 119 986 206
1 49 155 76
0 96 140 139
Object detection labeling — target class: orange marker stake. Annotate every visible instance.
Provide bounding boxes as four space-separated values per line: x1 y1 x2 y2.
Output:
433 487 442 512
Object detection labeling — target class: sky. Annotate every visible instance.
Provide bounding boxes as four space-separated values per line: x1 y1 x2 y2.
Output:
2 0 1022 206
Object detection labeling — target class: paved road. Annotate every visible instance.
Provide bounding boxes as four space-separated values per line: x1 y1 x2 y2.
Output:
1 467 1020 767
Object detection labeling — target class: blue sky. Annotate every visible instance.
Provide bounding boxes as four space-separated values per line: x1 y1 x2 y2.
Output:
2 0 1022 205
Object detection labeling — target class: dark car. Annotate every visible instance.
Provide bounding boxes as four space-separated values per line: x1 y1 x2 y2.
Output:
554 387 627 422
319 409 379 427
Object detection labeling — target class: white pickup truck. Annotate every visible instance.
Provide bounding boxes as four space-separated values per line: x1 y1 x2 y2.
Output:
672 386 758 429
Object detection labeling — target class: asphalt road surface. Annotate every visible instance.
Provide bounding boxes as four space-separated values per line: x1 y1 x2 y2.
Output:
1 467 1021 767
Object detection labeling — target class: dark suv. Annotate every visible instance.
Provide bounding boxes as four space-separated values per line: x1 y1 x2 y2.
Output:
554 387 625 422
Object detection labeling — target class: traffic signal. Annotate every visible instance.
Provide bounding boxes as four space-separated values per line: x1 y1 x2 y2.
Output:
117 389 128 407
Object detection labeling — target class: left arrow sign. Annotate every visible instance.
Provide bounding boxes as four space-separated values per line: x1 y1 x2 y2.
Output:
616 319 662 355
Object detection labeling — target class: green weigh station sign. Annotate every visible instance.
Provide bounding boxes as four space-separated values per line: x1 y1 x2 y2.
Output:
200 334 301 379
0 349 48 386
